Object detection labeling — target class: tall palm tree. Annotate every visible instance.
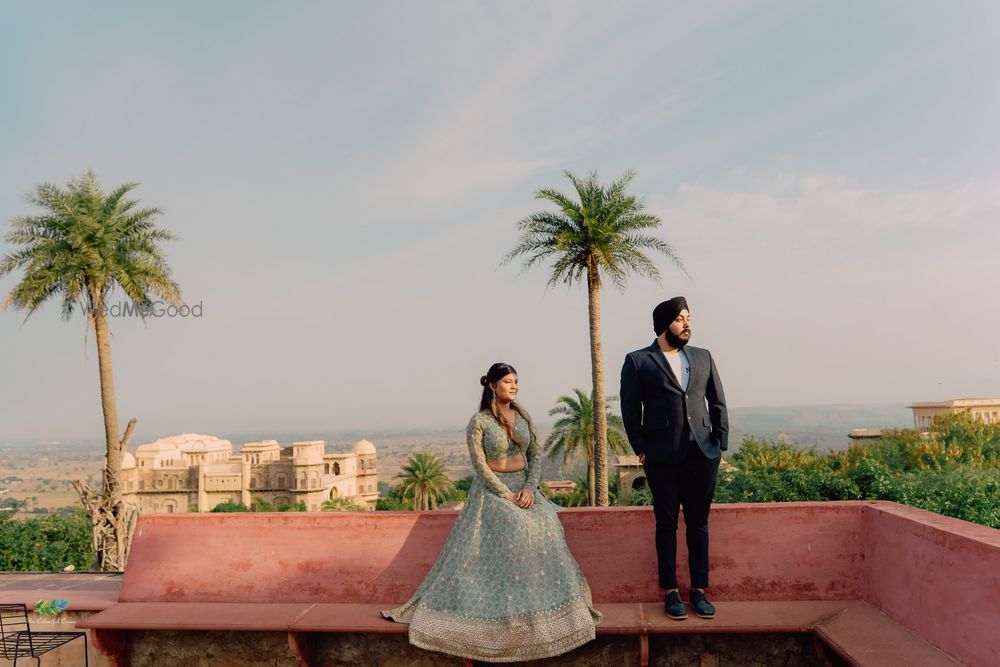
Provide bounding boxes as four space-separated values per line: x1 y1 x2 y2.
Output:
395 452 455 511
545 389 630 506
506 170 684 505
1 171 180 570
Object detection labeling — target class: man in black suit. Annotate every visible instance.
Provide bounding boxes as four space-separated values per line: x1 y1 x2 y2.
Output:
620 296 728 620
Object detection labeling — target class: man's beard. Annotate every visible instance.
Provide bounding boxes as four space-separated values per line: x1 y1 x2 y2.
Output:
665 329 690 349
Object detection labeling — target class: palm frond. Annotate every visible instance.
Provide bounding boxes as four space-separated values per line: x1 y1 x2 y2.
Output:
535 188 584 223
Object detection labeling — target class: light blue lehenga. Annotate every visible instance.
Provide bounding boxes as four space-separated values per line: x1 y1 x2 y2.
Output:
382 409 602 662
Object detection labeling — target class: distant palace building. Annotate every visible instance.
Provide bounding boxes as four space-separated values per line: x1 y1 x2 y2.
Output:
848 428 885 442
542 480 576 496
909 398 1000 433
613 455 647 492
120 433 378 513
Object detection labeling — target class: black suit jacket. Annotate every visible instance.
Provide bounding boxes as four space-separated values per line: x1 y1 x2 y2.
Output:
620 341 729 464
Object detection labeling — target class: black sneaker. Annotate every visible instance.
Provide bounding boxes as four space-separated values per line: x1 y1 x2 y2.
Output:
664 590 687 620
690 589 715 619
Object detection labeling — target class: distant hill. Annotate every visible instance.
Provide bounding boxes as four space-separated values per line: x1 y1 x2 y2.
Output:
3 403 915 456
727 404 912 452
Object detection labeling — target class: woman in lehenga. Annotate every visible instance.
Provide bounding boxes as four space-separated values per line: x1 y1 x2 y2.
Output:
382 362 602 662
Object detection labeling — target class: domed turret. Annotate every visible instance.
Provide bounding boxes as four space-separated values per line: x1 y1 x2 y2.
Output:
352 439 376 455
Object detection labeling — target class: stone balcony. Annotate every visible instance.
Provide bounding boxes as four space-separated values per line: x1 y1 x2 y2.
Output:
0 501 997 666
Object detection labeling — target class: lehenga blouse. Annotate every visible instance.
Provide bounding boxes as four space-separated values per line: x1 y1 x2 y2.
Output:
465 408 541 496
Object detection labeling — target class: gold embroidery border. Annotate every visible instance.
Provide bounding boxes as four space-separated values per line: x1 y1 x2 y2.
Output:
404 597 600 662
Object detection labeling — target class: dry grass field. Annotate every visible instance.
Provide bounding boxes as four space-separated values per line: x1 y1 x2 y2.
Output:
0 443 103 515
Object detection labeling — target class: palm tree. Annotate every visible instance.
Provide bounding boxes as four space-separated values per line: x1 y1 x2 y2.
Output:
1 171 180 570
321 497 366 512
545 389 630 506
506 170 684 505
395 452 455 511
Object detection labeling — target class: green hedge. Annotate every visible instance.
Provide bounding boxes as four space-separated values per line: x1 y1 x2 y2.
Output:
0 509 94 571
710 414 1000 528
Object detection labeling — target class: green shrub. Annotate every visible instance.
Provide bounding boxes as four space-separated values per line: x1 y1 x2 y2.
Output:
616 486 653 506
375 496 408 511
0 509 94 571
321 498 366 512
250 498 273 512
889 468 1000 528
547 493 586 507
714 428 1000 529
454 476 474 494
844 459 895 498
211 500 249 513
733 437 823 472
278 501 307 512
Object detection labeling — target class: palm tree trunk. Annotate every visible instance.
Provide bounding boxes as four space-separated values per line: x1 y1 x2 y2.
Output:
95 311 122 489
586 264 610 506
587 457 596 507
92 308 127 570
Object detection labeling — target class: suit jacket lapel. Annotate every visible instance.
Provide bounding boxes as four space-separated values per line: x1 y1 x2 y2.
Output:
647 340 683 392
684 347 699 390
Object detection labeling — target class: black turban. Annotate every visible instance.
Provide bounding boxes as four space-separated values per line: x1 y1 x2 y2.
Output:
653 296 689 335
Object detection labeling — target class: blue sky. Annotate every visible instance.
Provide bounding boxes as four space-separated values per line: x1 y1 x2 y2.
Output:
2 1 998 442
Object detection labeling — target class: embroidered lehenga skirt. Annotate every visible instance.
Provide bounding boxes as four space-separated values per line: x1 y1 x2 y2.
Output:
382 470 602 662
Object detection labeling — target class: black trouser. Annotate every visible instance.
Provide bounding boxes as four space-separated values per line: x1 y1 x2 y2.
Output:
643 439 721 589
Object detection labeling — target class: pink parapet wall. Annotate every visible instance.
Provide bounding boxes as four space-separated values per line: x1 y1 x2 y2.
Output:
559 502 867 602
120 511 461 604
862 502 1000 667
119 503 868 606
115 501 999 666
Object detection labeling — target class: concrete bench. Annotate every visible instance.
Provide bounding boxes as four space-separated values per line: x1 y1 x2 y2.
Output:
77 502 996 666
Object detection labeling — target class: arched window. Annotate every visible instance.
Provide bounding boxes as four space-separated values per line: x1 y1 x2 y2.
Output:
334 462 341 476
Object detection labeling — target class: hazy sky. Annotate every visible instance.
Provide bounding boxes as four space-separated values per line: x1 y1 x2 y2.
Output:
2 1 998 443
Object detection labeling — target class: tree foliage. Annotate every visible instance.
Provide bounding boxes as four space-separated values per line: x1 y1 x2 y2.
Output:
613 414 1000 528
395 452 454 511
707 414 1000 528
0 510 94 571
321 498 366 512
